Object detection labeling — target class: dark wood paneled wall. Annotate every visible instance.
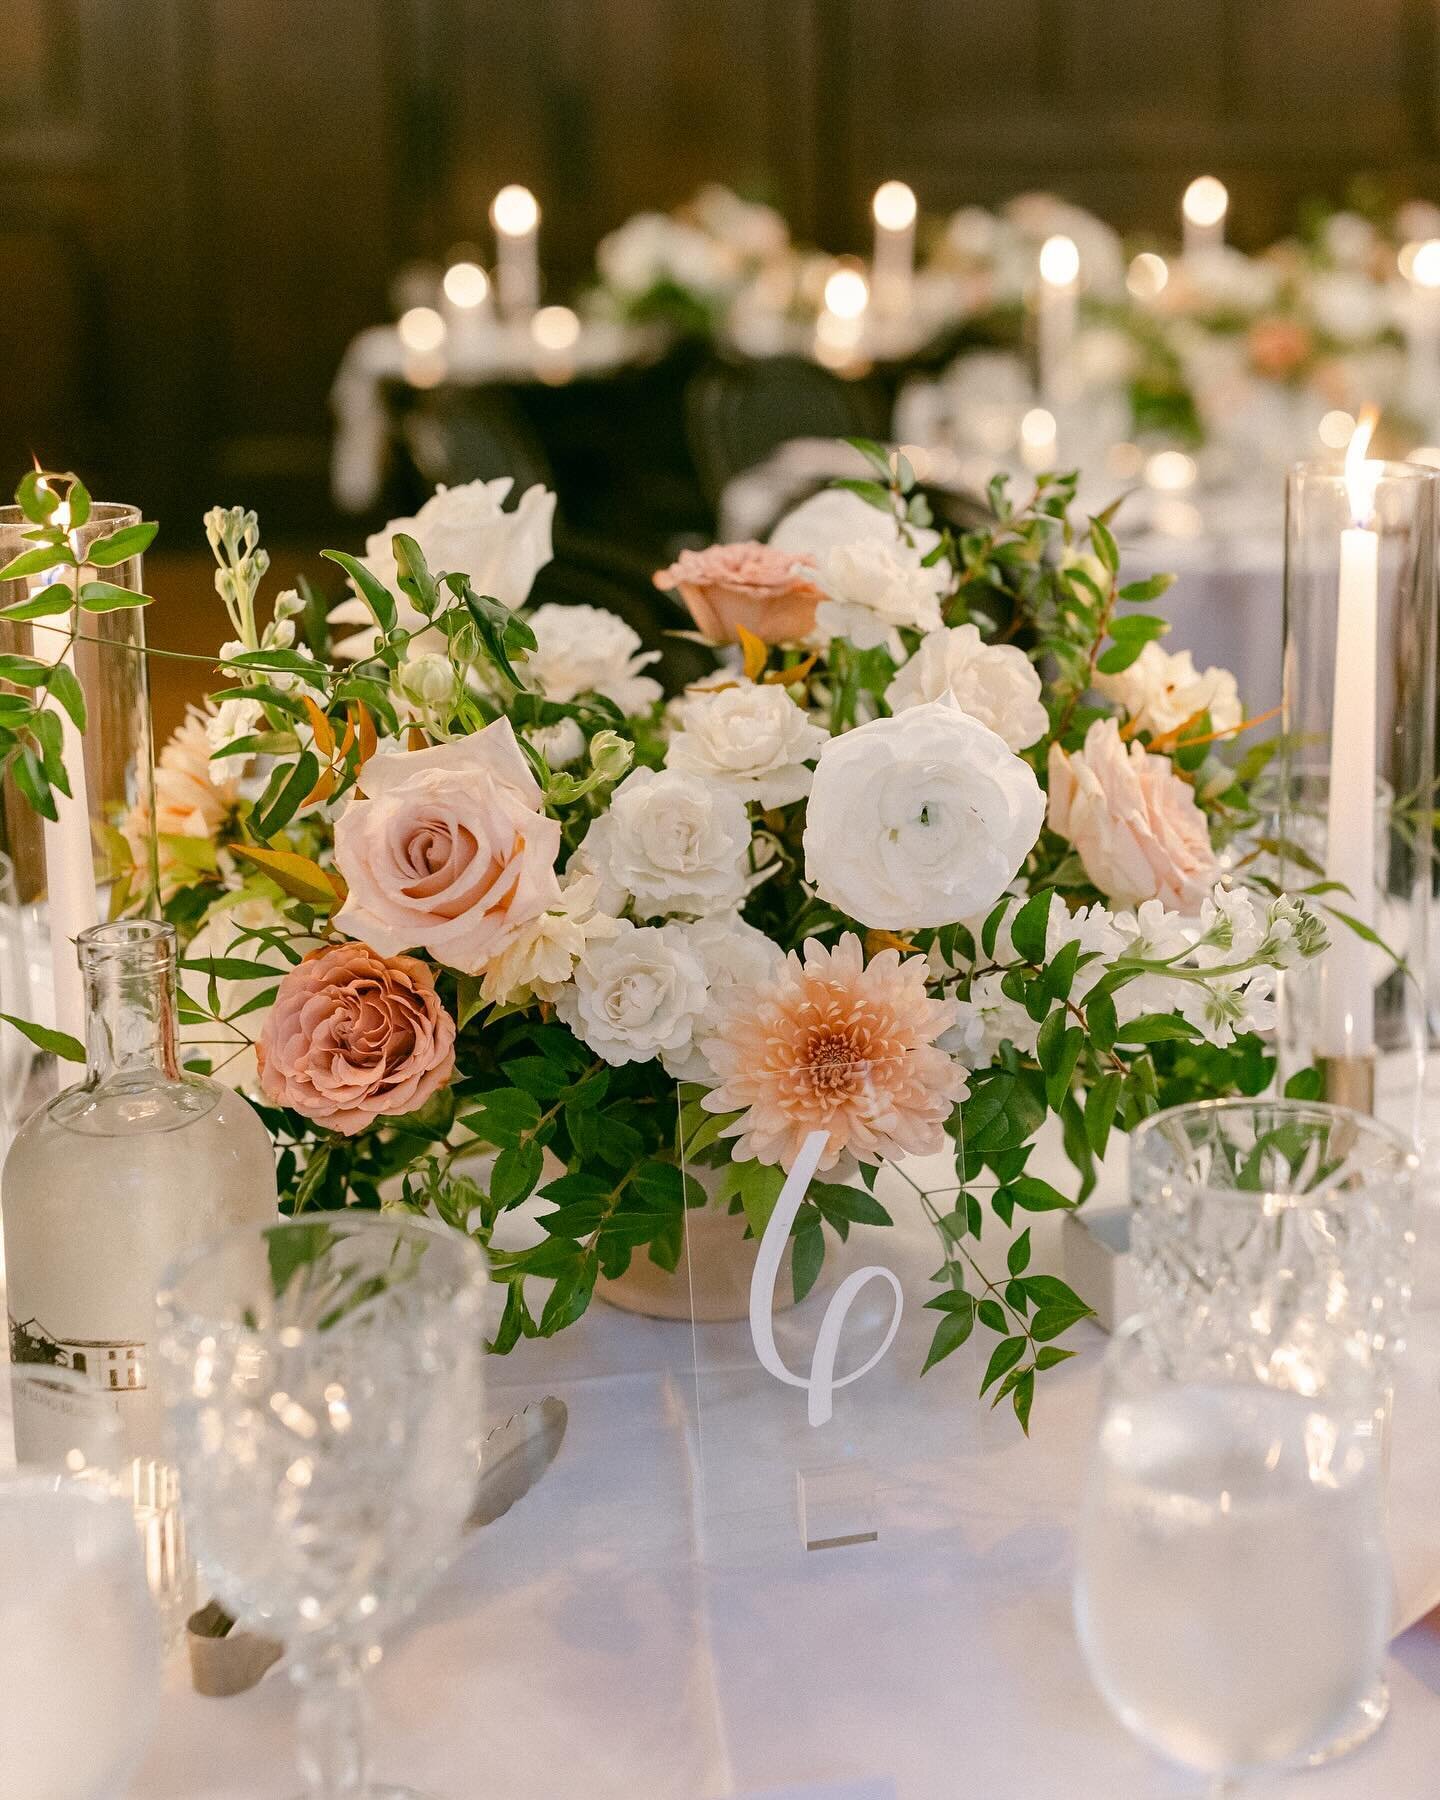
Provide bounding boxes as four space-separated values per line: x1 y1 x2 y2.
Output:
5 0 1440 541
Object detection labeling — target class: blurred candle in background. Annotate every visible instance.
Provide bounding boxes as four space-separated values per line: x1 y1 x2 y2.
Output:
871 180 917 317
440 257 491 358
491 185 541 320
1182 175 1228 259
1035 234 1079 408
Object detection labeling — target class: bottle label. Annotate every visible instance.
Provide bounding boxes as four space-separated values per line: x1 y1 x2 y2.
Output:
8 1311 148 1393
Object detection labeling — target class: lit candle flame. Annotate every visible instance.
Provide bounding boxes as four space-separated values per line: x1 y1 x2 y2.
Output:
1344 405 1381 529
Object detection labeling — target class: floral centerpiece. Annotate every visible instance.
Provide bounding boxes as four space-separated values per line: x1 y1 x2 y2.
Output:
0 449 1328 1430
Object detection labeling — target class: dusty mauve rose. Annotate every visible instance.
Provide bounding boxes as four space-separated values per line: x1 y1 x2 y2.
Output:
333 719 562 973
1047 718 1220 913
257 943 456 1135
653 542 821 645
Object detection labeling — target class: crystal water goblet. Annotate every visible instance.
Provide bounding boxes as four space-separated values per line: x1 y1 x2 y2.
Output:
157 1213 489 1800
1074 1098 1417 1789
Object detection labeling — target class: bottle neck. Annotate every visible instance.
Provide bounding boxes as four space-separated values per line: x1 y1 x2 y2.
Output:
80 930 183 1088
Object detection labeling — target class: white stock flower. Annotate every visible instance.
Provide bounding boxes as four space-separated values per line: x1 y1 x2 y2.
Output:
666 680 827 806
578 766 753 918
1094 642 1242 738
479 873 621 1006
885 623 1047 750
554 920 709 1067
804 699 1045 929
330 478 555 658
943 972 1040 1066
662 910 786 1082
519 603 661 715
814 538 946 652
1193 885 1263 966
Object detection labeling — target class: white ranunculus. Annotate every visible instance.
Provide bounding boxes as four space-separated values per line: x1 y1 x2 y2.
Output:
804 699 1045 929
661 910 786 1081
519 603 661 715
1093 641 1242 737
813 539 946 652
554 920 710 1067
578 766 753 918
527 716 586 769
769 488 940 564
885 624 1047 750
666 680 827 806
330 478 555 658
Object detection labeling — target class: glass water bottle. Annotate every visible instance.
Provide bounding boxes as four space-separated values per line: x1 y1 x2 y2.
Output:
2 919 278 1460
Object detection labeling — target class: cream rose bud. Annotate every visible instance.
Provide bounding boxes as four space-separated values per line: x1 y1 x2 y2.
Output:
333 718 562 972
578 766 752 918
804 699 1046 929
329 476 555 659
1093 641 1242 738
666 681 827 807
396 652 457 710
813 538 946 652
528 716 586 769
885 623 1048 750
519 603 662 716
1047 717 1221 913
554 920 710 1067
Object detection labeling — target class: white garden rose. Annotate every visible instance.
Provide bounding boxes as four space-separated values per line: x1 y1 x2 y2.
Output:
813 538 946 651
662 910 787 1081
577 766 752 918
330 477 555 658
1093 641 1242 738
479 872 621 1006
666 680 827 806
554 920 709 1067
804 699 1045 929
885 624 1047 750
519 603 661 715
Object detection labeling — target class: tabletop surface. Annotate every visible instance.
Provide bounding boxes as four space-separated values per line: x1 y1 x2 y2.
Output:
108 1145 1440 1800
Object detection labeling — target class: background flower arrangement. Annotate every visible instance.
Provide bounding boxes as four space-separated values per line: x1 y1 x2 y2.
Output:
0 449 1329 1429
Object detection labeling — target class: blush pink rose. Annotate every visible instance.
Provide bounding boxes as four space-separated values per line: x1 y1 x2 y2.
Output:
1047 718 1220 913
654 542 821 644
257 943 455 1135
333 719 562 974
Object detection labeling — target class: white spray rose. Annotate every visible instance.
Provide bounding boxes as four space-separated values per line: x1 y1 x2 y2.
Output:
329 477 555 658
885 624 1047 750
661 911 787 1081
519 603 661 715
554 920 710 1067
577 766 753 918
804 699 1045 929
1093 641 1242 738
666 680 827 806
479 872 621 1006
813 538 946 652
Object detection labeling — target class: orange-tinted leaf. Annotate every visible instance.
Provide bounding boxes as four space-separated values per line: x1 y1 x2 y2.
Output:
356 703 378 766
865 928 921 956
301 694 335 758
233 845 346 908
302 764 337 809
763 652 817 687
736 624 768 683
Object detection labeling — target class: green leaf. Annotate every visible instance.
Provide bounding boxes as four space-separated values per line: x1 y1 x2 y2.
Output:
46 663 86 731
17 470 58 523
1118 572 1175 603
1010 1368 1036 1433
455 974 486 1030
249 750 320 839
1009 1176 1073 1212
1006 1227 1032 1275
0 588 72 622
1084 1072 1123 1158
180 957 291 982
0 543 73 582
12 746 56 820
78 582 154 613
1089 516 1119 574
1010 889 1052 964
85 521 157 566
922 1299 975 1372
792 1223 825 1304
1284 1066 1325 1102
1030 1301 1092 1340
391 532 439 616
460 1089 542 1148
0 1012 84 1062
1115 1013 1199 1045
735 1158 787 1238
320 549 398 636
0 653 49 687
1035 1346 1077 1370
491 1140 544 1209
980 1335 1027 1395
66 479 91 528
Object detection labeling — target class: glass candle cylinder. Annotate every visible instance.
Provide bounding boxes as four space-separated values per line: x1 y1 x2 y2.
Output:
1277 453 1438 1152
0 504 159 1043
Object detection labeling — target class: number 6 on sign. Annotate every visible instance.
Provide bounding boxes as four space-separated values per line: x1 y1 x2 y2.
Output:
748 1130 904 1427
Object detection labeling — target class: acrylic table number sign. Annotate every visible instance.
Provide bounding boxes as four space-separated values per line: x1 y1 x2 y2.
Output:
682 1104 965 1567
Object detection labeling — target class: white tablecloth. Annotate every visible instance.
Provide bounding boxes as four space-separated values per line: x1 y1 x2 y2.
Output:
123 1162 1440 1800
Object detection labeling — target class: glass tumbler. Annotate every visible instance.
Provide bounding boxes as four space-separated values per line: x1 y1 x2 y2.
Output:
157 1214 489 1800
